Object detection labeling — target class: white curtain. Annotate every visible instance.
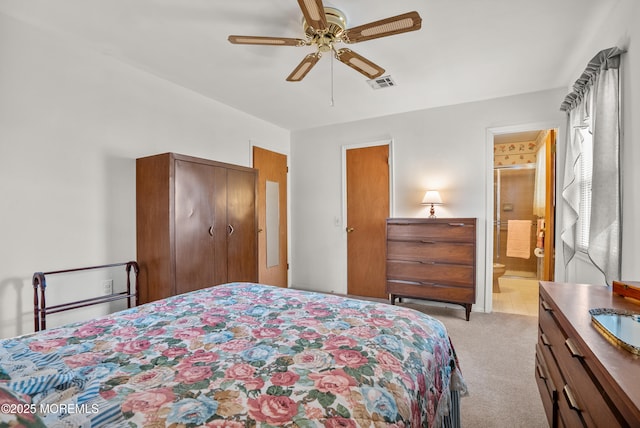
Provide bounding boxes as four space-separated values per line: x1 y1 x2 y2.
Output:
560 91 590 266
588 60 622 284
560 47 623 284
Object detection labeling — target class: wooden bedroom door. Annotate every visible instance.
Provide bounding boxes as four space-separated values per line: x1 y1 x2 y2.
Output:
253 146 288 287
346 144 389 299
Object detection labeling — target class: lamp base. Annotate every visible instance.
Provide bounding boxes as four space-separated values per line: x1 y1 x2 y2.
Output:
429 204 436 218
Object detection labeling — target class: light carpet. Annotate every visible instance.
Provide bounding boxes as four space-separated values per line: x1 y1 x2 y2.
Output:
401 304 548 428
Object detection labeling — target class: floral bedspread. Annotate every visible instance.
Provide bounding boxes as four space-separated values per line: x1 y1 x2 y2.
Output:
0 283 466 427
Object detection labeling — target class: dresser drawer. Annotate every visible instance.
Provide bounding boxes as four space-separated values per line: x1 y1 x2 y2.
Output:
386 260 474 287
555 339 621 427
535 344 558 426
387 280 474 304
539 297 567 351
387 240 474 265
387 221 475 242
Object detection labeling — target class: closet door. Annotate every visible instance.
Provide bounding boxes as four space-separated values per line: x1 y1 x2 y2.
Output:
226 168 258 282
174 160 226 294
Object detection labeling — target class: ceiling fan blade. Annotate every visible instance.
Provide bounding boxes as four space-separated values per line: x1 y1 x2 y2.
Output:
228 35 307 46
297 0 328 32
335 49 384 79
286 53 321 82
342 11 422 43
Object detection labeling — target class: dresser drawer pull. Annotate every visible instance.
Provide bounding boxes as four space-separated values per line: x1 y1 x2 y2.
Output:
418 281 436 286
420 240 436 244
397 260 437 265
565 338 584 359
448 223 466 227
541 300 553 312
536 362 548 381
563 385 581 412
540 333 552 347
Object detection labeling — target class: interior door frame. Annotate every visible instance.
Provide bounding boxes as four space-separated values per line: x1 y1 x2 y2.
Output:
341 139 395 288
484 121 562 313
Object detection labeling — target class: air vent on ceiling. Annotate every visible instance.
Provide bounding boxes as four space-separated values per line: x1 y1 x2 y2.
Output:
367 75 396 90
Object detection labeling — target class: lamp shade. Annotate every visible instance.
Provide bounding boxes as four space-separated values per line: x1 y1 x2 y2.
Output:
421 190 442 205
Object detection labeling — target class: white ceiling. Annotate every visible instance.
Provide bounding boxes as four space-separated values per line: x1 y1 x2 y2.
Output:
0 0 619 131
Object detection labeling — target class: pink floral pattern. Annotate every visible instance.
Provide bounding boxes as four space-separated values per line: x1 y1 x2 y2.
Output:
0 283 465 427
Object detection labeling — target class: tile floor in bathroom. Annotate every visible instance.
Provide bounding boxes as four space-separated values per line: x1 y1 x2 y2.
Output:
492 271 539 317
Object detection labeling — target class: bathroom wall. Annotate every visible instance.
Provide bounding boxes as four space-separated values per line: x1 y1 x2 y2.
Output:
493 167 538 275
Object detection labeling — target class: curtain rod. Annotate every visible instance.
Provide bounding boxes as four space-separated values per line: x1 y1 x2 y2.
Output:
560 46 626 112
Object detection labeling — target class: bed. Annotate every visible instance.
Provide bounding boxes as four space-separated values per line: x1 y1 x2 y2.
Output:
1 280 466 427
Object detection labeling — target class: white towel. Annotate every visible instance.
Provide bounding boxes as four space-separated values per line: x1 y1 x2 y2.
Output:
506 220 532 259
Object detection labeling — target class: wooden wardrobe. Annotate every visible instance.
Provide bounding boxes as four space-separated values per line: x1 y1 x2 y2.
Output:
136 153 258 304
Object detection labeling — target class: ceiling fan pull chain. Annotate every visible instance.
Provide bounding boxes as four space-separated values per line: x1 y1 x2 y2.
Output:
330 50 335 107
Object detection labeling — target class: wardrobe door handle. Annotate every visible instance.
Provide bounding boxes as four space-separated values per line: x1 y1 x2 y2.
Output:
228 224 235 236
208 226 214 237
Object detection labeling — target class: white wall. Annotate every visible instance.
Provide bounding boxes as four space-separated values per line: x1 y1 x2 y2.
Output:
0 14 289 339
290 88 566 313
557 0 640 284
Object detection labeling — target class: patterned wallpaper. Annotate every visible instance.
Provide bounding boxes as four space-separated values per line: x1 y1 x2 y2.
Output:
494 140 538 166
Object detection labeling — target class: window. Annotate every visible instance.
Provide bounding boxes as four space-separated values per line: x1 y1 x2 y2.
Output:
576 127 593 252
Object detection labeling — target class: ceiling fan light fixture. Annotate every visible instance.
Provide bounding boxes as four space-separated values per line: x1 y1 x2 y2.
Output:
229 4 422 82
303 7 347 40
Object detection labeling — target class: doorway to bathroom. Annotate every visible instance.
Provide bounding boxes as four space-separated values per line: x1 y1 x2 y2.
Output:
491 129 556 316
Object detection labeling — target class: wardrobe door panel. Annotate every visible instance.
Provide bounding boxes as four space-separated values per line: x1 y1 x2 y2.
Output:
211 166 228 285
227 168 258 282
174 160 218 294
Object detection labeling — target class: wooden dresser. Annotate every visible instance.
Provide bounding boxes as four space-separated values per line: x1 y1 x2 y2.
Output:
536 282 640 427
385 218 476 320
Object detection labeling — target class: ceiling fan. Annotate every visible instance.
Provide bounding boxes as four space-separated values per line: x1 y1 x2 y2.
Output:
228 0 422 82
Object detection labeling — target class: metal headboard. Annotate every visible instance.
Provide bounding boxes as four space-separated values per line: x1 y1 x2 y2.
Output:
33 261 139 332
